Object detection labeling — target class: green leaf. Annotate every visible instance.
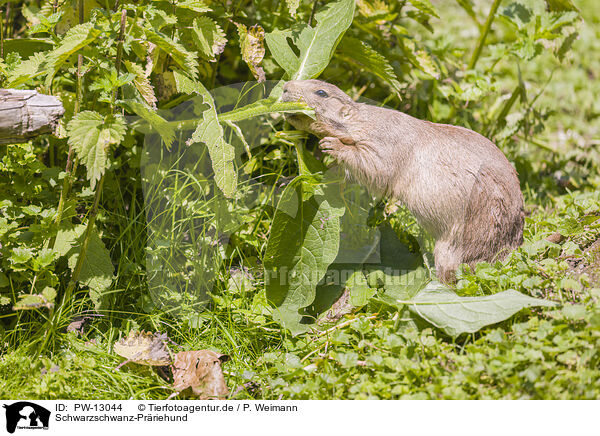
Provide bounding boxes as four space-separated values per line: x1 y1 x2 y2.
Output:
192 16 227 62
545 0 579 12
264 177 345 335
13 288 55 311
7 52 46 88
124 61 157 108
408 0 440 19
45 22 101 88
67 111 126 189
347 271 375 307
338 36 403 94
266 0 355 80
402 284 558 337
122 98 175 148
174 71 236 197
145 29 199 79
219 98 314 123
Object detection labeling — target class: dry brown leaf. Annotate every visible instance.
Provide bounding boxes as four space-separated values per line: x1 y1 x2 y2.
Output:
113 330 172 367
237 23 266 82
172 350 229 399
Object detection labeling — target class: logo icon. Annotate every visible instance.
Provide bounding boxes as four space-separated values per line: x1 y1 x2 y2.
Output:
3 402 50 434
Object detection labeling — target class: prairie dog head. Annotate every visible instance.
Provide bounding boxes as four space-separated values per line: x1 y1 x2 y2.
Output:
281 80 358 139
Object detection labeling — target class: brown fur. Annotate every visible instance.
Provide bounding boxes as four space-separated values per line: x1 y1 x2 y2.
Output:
282 79 525 282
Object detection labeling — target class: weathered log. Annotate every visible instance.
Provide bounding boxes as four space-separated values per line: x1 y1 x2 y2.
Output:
0 89 65 144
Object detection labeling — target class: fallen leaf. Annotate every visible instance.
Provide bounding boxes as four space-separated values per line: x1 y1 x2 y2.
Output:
172 350 229 399
113 330 172 367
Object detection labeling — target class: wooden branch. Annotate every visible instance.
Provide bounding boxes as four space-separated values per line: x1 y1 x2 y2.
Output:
0 89 65 144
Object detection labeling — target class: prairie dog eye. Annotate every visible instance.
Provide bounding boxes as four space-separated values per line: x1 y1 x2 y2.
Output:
315 90 329 98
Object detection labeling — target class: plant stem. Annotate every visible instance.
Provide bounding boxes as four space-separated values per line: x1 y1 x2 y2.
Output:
490 84 521 136
467 0 502 70
113 8 127 109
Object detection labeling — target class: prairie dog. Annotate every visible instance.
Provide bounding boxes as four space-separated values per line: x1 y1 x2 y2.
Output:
281 79 524 282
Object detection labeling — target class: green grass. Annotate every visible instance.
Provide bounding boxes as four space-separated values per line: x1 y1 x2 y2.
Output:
1 0 600 400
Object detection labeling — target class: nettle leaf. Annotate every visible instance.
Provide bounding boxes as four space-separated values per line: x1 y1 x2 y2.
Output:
7 52 47 88
266 0 355 80
192 17 227 62
264 177 345 335
124 61 157 108
67 111 126 188
338 36 403 95
401 284 558 337
173 0 211 13
45 22 101 88
145 29 199 78
400 38 439 79
174 71 236 197
55 224 114 310
237 23 266 82
408 0 440 19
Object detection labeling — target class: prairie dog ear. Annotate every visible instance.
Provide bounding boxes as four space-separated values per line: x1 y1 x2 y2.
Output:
339 105 356 120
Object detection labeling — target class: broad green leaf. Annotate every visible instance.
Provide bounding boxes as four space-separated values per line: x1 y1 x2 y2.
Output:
192 16 227 62
145 29 199 79
265 0 355 80
264 177 345 335
3 38 52 58
67 111 126 189
7 52 46 88
402 284 558 337
338 36 403 94
174 71 236 197
45 22 101 88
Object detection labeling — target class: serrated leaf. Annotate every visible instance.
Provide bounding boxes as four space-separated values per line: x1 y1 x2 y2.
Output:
173 0 210 13
122 98 174 148
7 52 47 88
402 284 558 337
67 111 126 188
266 0 355 80
400 38 439 78
124 61 157 108
264 177 345 335
145 29 199 79
13 290 55 311
192 16 227 62
45 22 101 88
338 36 403 94
408 0 440 19
237 23 266 82
173 71 236 197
